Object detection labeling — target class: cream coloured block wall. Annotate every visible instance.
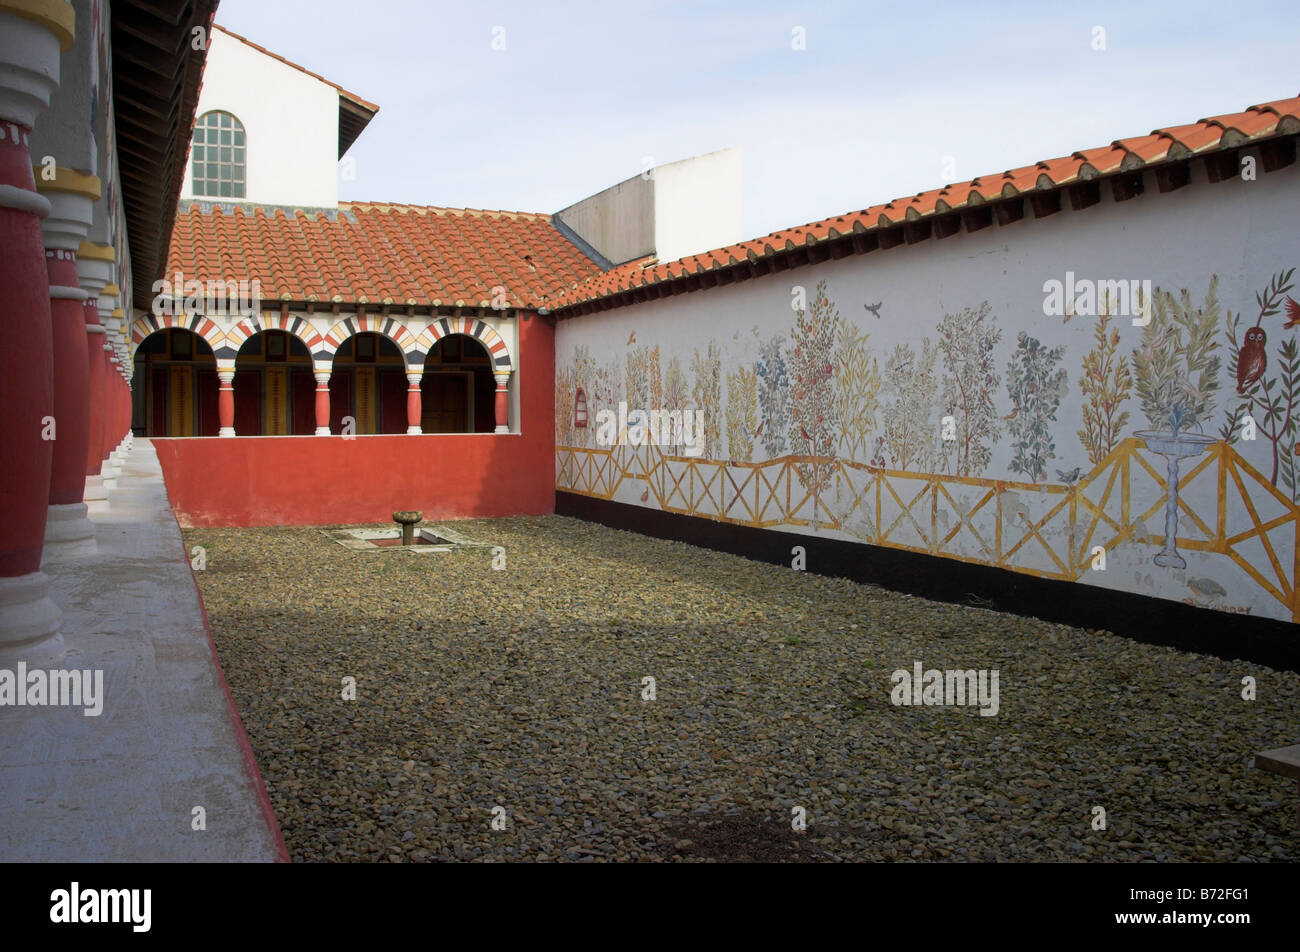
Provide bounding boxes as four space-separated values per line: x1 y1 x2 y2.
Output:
179 28 339 208
556 159 1300 622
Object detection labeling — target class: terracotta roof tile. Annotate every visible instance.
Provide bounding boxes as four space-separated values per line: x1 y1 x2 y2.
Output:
552 93 1300 310
167 202 605 309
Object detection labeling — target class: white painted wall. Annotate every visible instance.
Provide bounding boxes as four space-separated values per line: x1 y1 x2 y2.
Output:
556 158 1300 622
653 146 743 264
179 28 339 208
553 147 743 266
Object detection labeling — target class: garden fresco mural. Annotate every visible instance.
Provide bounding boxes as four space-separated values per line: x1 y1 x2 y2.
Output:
555 263 1300 624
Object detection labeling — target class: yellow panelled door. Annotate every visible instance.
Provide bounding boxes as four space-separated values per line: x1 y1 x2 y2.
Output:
168 365 194 436
263 366 288 435
353 367 376 434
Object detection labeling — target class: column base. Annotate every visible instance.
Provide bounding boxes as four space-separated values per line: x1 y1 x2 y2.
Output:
41 502 97 560
219 427 235 438
314 426 330 436
494 425 509 434
406 425 422 435
84 474 110 514
0 572 64 664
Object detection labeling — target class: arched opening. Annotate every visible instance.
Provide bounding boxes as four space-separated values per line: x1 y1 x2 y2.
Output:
420 334 496 433
233 330 315 435
330 332 408 434
131 328 218 436
191 109 246 199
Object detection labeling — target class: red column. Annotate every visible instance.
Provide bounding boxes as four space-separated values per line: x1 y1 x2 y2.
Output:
314 371 331 435
406 371 422 434
493 371 511 433
0 122 61 657
83 301 106 474
218 369 235 436
44 247 94 544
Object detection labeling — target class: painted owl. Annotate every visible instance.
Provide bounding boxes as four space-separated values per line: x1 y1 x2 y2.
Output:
1237 326 1267 394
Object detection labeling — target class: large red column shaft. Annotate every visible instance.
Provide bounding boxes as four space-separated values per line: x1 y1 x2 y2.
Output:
83 300 105 474
0 127 54 577
493 371 510 433
46 250 90 507
406 371 422 434
314 371 330 435
218 370 235 436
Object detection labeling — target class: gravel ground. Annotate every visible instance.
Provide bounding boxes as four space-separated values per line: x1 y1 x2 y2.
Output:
184 515 1300 862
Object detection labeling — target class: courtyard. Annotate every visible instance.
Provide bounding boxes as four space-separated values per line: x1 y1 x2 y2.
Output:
185 516 1300 862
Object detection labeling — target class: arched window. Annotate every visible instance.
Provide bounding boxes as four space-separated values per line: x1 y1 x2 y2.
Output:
191 110 246 199
574 388 588 428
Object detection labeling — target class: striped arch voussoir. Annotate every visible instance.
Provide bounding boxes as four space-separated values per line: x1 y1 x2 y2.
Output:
322 313 416 361
225 312 325 354
131 312 224 353
418 316 513 371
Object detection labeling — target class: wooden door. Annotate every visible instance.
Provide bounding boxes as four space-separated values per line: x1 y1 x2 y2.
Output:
422 373 468 433
291 370 315 435
329 371 352 434
150 367 167 436
353 366 376 434
197 368 219 436
233 368 261 435
379 369 407 434
263 366 288 435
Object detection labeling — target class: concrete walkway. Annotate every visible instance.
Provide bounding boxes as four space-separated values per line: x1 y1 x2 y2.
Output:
0 439 285 861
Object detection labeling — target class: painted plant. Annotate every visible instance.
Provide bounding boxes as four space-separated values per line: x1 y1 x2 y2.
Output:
1005 331 1069 483
555 365 575 447
725 365 759 462
755 332 790 459
691 340 721 456
1077 294 1132 465
626 345 650 413
1220 268 1299 495
648 345 663 417
1131 279 1221 437
936 302 1002 477
789 281 841 512
878 338 941 472
570 344 598 447
833 319 881 463
664 356 689 455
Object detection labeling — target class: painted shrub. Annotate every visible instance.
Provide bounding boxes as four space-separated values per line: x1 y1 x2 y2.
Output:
1005 332 1068 483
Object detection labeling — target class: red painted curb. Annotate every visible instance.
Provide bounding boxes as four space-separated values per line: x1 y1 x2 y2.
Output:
165 485 291 863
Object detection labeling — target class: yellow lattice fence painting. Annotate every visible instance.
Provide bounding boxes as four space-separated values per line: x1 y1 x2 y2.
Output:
556 437 1300 620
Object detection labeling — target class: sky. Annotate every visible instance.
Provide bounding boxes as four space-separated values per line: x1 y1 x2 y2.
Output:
212 0 1300 241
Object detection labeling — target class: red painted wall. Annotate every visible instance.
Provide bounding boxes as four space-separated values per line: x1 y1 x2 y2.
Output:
154 315 556 527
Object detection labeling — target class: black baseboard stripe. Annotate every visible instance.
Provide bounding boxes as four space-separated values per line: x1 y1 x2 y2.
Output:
556 490 1300 673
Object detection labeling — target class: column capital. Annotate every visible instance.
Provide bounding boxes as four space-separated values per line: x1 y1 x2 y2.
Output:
0 1 72 130
315 371 331 386
217 370 235 385
0 1 75 51
35 168 98 251
406 371 422 386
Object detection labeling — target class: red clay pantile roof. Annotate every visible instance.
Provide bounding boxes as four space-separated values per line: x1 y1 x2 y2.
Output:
166 202 606 308
550 94 1300 312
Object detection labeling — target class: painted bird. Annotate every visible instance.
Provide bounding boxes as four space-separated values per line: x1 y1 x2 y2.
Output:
640 487 650 503
863 302 883 319
1237 325 1268 394
1002 405 1020 421
1056 467 1082 485
1187 577 1227 599
627 331 636 345
1283 296 1300 329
